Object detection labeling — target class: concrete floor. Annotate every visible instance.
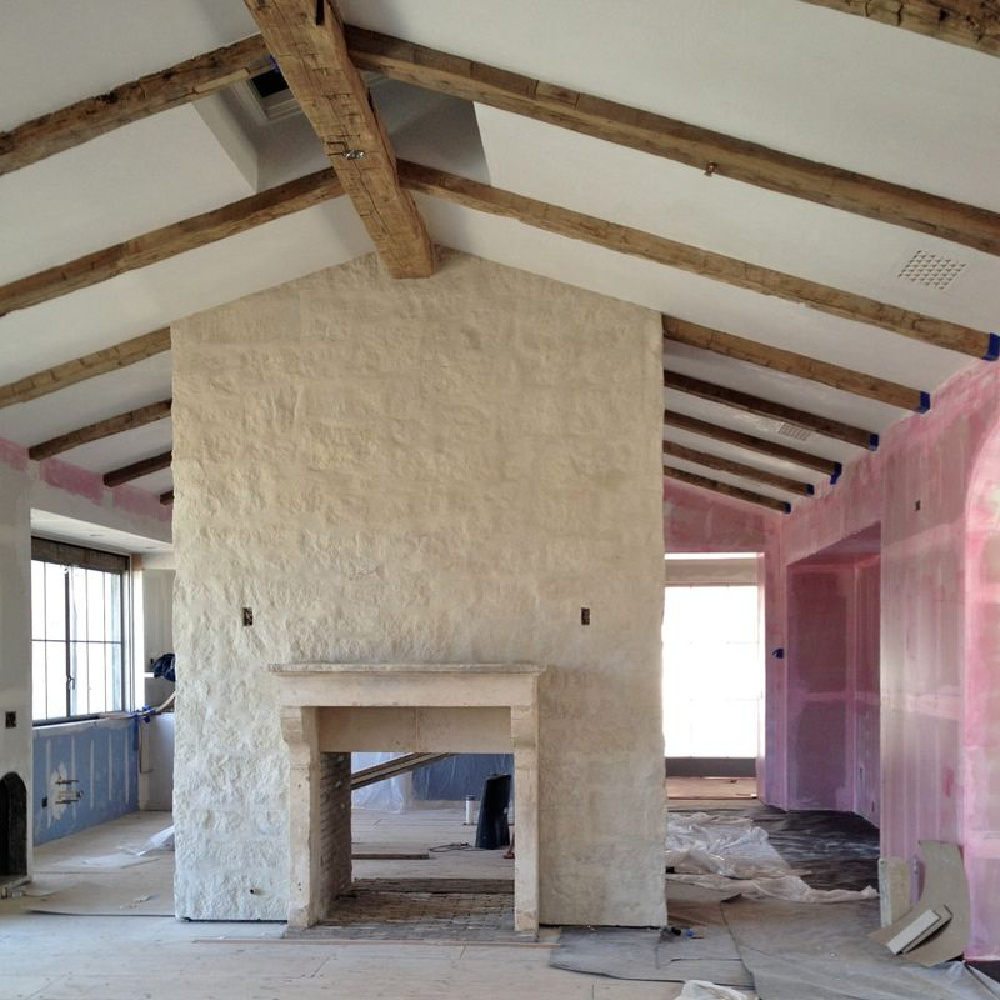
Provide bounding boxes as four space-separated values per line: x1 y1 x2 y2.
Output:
0 810 701 1000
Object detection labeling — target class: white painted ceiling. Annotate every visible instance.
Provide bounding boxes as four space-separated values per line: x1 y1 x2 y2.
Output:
1 0 998 520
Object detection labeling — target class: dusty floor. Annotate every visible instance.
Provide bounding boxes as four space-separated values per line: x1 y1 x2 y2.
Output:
0 810 693 1000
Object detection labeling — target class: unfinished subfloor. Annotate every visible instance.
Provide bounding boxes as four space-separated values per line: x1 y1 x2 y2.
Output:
4 801 998 1000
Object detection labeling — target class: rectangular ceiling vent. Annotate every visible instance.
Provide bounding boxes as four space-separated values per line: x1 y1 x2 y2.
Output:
246 67 302 123
754 414 812 441
898 250 967 291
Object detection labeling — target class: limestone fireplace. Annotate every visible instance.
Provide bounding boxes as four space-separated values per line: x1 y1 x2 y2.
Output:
270 663 543 933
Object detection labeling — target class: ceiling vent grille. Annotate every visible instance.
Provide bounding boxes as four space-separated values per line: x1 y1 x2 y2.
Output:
898 250 966 291
753 414 812 441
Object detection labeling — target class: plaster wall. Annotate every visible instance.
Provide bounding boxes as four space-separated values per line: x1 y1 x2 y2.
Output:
171 251 666 926
0 460 31 874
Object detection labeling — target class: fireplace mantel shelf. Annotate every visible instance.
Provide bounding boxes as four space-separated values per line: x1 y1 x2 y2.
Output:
269 662 544 676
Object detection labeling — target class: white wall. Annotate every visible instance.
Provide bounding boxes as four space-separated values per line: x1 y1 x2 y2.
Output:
171 250 666 926
0 460 31 871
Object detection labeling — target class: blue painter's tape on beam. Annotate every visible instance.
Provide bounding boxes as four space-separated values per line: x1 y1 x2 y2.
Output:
918 391 931 414
806 484 815 496
984 333 1000 361
868 433 880 451
830 462 843 486
783 502 792 513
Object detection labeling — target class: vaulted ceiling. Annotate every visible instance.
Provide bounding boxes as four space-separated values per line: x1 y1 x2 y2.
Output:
1 0 998 516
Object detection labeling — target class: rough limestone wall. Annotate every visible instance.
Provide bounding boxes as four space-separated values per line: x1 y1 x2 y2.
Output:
172 250 665 926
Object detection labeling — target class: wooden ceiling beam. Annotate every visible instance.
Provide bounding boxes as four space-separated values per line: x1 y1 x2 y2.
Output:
797 1 1000 59
664 370 878 449
160 490 175 506
103 451 172 488
244 1 433 278
0 329 170 409
29 400 171 461
664 410 842 479
663 440 815 496
663 466 791 513
347 26 1000 256
662 315 930 411
398 162 997 361
0 36 271 176
0 169 342 317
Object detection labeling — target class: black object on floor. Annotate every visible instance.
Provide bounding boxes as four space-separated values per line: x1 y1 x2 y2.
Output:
475 774 511 850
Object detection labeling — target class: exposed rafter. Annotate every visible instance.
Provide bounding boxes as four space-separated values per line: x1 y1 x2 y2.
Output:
28 401 172 461
662 316 930 411
797 1 1000 59
0 169 343 318
160 490 175 506
347 26 1000 256
662 440 815 496
0 329 170 409
664 410 842 479
244 1 433 278
664 466 791 513
103 451 172 488
398 162 997 360
0 36 271 176
664 370 878 449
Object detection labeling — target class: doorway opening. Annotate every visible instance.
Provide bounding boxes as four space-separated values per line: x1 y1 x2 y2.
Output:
0 771 28 885
662 552 763 800
786 524 881 823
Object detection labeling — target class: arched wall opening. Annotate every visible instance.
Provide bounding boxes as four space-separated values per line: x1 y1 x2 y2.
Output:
0 771 27 883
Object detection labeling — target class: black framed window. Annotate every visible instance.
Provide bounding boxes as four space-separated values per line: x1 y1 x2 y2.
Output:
30 539 128 723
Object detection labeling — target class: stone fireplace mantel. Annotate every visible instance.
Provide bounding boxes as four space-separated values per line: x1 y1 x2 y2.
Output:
270 662 544 933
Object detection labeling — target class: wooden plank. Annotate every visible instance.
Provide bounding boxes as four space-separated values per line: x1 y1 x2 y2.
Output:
29 400 171 461
350 752 454 790
664 410 842 478
0 330 170 409
665 370 878 449
663 466 790 513
159 490 175 506
103 451 171 488
663 316 929 411
245 1 433 278
0 36 271 176
0 169 343 318
347 26 1000 256
797 1 1000 59
398 162 996 360
662 440 815 496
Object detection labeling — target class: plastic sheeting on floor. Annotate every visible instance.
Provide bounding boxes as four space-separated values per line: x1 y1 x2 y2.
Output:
665 811 878 903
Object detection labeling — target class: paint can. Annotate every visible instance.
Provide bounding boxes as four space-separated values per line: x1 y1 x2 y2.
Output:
464 795 476 826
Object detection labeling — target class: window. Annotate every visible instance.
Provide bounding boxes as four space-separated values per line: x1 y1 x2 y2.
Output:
30 539 129 723
662 584 763 758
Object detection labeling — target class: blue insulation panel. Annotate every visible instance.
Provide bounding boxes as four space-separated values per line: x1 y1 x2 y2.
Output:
33 717 139 845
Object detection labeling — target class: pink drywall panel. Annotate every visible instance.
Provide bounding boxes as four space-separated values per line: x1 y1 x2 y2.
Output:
774 359 1000 959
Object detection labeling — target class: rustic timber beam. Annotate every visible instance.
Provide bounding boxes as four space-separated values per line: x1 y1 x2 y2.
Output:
662 440 815 496
29 400 171 461
244 1 433 278
347 26 1000 257
0 37 271 177
0 329 170 409
663 466 791 513
664 370 878 449
0 169 342 317
103 451 172 488
662 315 930 411
797 1 1000 59
160 490 175 506
664 410 842 480
398 162 998 361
